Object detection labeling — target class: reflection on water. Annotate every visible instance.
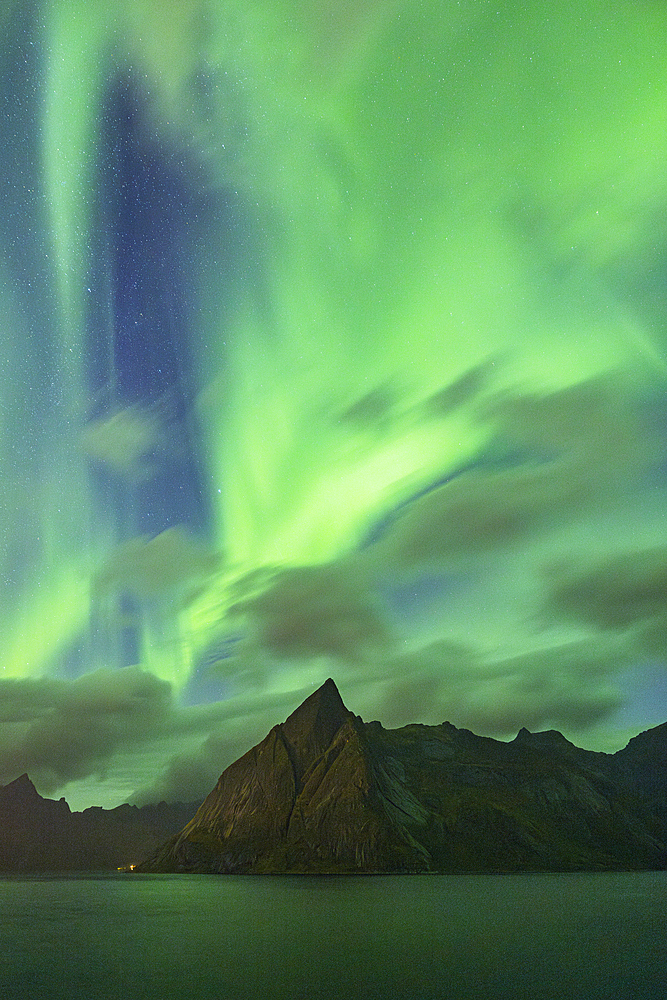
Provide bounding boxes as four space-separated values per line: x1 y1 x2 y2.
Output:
0 872 665 999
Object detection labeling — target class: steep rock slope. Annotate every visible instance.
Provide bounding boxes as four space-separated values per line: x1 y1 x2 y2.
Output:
145 679 419 872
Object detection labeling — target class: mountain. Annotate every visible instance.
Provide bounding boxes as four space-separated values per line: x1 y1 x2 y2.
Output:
0 774 198 872
138 679 667 874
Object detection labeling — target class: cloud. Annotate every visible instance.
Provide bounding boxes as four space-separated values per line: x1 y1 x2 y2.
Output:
94 527 221 599
420 357 500 418
545 544 667 657
129 686 313 806
0 667 274 805
480 378 650 475
373 463 570 567
337 383 396 430
370 377 654 571
228 561 392 663
80 406 163 480
130 721 263 807
0 667 173 794
374 638 625 737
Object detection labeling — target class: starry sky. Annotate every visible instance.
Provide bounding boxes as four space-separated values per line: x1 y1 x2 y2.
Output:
1 0 667 810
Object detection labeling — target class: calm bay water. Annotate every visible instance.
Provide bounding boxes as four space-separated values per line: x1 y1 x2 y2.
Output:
0 872 665 999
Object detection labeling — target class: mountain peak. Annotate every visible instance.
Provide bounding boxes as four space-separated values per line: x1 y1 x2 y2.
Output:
280 679 354 784
513 728 573 748
282 678 350 738
0 773 40 802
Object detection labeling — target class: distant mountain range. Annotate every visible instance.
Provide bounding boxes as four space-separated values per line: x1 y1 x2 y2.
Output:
0 775 198 872
138 679 667 874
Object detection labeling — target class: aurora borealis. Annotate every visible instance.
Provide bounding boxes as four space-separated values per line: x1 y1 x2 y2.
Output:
1 1 667 810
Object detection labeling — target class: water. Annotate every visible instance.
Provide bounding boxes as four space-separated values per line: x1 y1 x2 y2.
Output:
0 873 665 999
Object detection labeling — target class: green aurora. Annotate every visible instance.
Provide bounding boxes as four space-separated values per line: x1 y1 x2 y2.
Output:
1 0 667 809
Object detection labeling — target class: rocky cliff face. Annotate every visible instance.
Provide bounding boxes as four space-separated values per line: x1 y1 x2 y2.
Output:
0 774 198 872
143 679 412 873
139 679 667 874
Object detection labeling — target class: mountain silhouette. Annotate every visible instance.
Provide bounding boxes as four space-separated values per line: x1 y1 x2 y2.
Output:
139 679 667 874
0 774 198 872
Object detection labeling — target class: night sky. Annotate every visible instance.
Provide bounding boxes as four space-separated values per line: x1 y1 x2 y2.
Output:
1 0 667 810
